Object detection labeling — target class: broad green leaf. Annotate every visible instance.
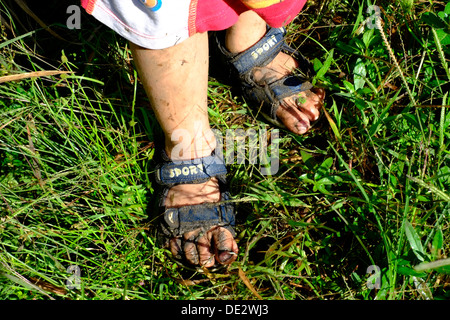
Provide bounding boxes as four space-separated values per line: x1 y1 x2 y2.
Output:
317 176 343 185
312 58 323 73
432 228 444 256
404 220 425 262
343 80 355 93
353 58 367 91
421 12 446 29
362 28 374 48
313 182 331 195
315 157 333 180
445 3 450 15
300 149 315 170
397 266 427 278
435 29 450 47
437 11 447 21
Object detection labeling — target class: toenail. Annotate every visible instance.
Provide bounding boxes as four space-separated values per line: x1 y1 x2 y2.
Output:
296 123 308 134
218 250 236 263
201 256 214 266
188 253 199 265
186 235 196 243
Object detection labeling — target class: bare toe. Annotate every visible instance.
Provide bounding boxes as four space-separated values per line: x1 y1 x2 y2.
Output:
175 226 237 267
183 231 200 265
197 231 216 267
297 90 322 121
169 238 182 260
276 103 311 135
211 227 238 264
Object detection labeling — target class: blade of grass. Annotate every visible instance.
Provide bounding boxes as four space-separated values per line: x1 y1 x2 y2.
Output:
238 267 263 300
0 70 73 84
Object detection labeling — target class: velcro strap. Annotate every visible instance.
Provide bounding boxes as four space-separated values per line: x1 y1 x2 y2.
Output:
230 27 286 75
155 153 227 186
270 75 313 101
163 199 236 237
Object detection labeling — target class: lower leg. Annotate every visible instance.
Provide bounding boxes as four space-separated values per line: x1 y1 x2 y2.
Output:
130 32 215 163
131 32 220 209
225 10 266 54
130 33 237 267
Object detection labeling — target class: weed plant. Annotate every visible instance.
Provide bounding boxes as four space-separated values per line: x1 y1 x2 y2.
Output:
0 0 449 300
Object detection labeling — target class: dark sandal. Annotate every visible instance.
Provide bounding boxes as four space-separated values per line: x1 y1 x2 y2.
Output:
154 150 236 269
214 27 316 129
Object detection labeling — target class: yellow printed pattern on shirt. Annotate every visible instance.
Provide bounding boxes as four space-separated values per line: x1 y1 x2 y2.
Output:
240 0 285 9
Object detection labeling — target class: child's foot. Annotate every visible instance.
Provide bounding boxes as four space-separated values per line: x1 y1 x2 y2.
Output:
158 142 238 269
252 51 325 135
164 179 238 268
217 26 325 135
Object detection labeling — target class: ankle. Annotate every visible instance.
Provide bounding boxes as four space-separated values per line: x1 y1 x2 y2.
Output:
225 11 266 54
165 132 217 161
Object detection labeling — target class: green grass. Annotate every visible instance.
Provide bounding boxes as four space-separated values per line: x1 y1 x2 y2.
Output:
1 0 450 300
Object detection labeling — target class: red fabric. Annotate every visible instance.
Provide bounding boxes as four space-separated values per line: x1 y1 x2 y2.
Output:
81 0 307 35
81 0 95 14
194 0 306 34
253 0 307 27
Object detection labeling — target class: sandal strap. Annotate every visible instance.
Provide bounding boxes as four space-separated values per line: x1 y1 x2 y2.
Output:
161 191 235 238
226 27 286 76
250 75 313 120
155 152 227 186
